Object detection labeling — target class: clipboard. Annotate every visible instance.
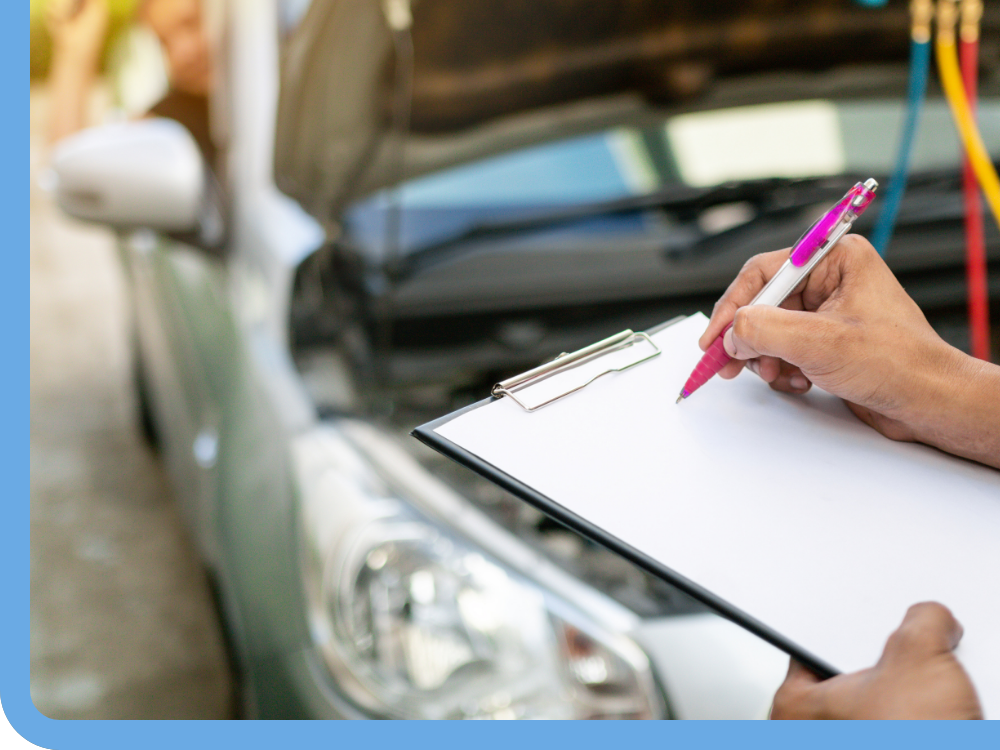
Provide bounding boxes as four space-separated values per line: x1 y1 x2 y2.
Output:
413 313 1000 716
414 316 838 679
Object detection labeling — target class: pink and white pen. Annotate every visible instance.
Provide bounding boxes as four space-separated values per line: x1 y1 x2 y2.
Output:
676 178 879 404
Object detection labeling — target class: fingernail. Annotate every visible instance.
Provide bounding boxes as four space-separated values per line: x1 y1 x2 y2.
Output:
790 375 808 390
723 328 736 357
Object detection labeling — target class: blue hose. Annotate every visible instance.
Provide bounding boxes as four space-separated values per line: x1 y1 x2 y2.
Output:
870 37 931 256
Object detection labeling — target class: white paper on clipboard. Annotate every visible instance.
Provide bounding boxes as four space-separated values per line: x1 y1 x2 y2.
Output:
433 313 1000 716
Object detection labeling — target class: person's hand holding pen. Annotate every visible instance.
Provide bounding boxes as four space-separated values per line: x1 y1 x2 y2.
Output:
699 234 1000 470
700 234 999 719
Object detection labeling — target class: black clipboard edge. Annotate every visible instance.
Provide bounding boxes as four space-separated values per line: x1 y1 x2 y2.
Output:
413 407 839 682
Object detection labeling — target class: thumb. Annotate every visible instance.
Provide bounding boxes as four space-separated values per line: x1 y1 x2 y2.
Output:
880 602 964 667
783 658 822 687
723 305 830 367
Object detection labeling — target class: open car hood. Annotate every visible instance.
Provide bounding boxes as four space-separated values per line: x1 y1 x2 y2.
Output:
274 0 935 218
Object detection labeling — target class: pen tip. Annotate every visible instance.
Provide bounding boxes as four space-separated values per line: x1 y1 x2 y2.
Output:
675 394 684 405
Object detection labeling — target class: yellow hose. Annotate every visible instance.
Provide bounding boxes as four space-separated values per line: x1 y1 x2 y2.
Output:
936 0 1000 232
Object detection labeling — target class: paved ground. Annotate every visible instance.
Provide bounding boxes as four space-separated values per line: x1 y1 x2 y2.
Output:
30 87 234 720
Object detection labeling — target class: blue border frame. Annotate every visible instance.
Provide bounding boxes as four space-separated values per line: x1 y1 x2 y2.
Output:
7 2 999 747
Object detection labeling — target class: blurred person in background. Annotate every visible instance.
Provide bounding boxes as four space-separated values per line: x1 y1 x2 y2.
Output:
46 0 215 162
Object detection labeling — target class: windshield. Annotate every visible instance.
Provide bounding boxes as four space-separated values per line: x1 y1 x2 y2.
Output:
356 97 1000 213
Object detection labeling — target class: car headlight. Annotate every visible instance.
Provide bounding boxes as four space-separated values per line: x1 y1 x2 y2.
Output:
293 427 664 719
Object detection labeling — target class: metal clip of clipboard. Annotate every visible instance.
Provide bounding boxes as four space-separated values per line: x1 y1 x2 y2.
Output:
491 328 663 412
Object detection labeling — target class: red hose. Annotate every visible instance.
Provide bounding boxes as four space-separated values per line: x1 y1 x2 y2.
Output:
960 36 992 361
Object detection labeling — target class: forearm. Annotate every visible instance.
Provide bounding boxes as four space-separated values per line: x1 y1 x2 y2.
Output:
47 45 101 144
911 348 1000 469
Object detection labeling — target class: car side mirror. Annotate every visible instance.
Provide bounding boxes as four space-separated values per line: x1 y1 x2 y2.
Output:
52 119 220 244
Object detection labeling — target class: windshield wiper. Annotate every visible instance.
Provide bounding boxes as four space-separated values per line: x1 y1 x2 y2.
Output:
382 174 865 283
377 168 980 283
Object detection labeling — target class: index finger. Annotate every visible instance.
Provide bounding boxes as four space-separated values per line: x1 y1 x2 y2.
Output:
699 248 790 350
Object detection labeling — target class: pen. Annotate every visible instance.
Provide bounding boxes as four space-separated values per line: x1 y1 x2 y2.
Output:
676 178 879 404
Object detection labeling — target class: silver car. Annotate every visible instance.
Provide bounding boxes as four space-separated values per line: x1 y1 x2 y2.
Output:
51 0 997 719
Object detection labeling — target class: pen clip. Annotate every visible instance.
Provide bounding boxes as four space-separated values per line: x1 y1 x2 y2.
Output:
788 181 876 267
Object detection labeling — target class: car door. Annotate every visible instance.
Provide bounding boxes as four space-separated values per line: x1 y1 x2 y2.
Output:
126 230 231 571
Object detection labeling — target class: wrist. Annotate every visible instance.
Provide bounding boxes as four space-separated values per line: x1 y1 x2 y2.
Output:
49 45 101 89
905 345 1000 467
52 36 104 68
